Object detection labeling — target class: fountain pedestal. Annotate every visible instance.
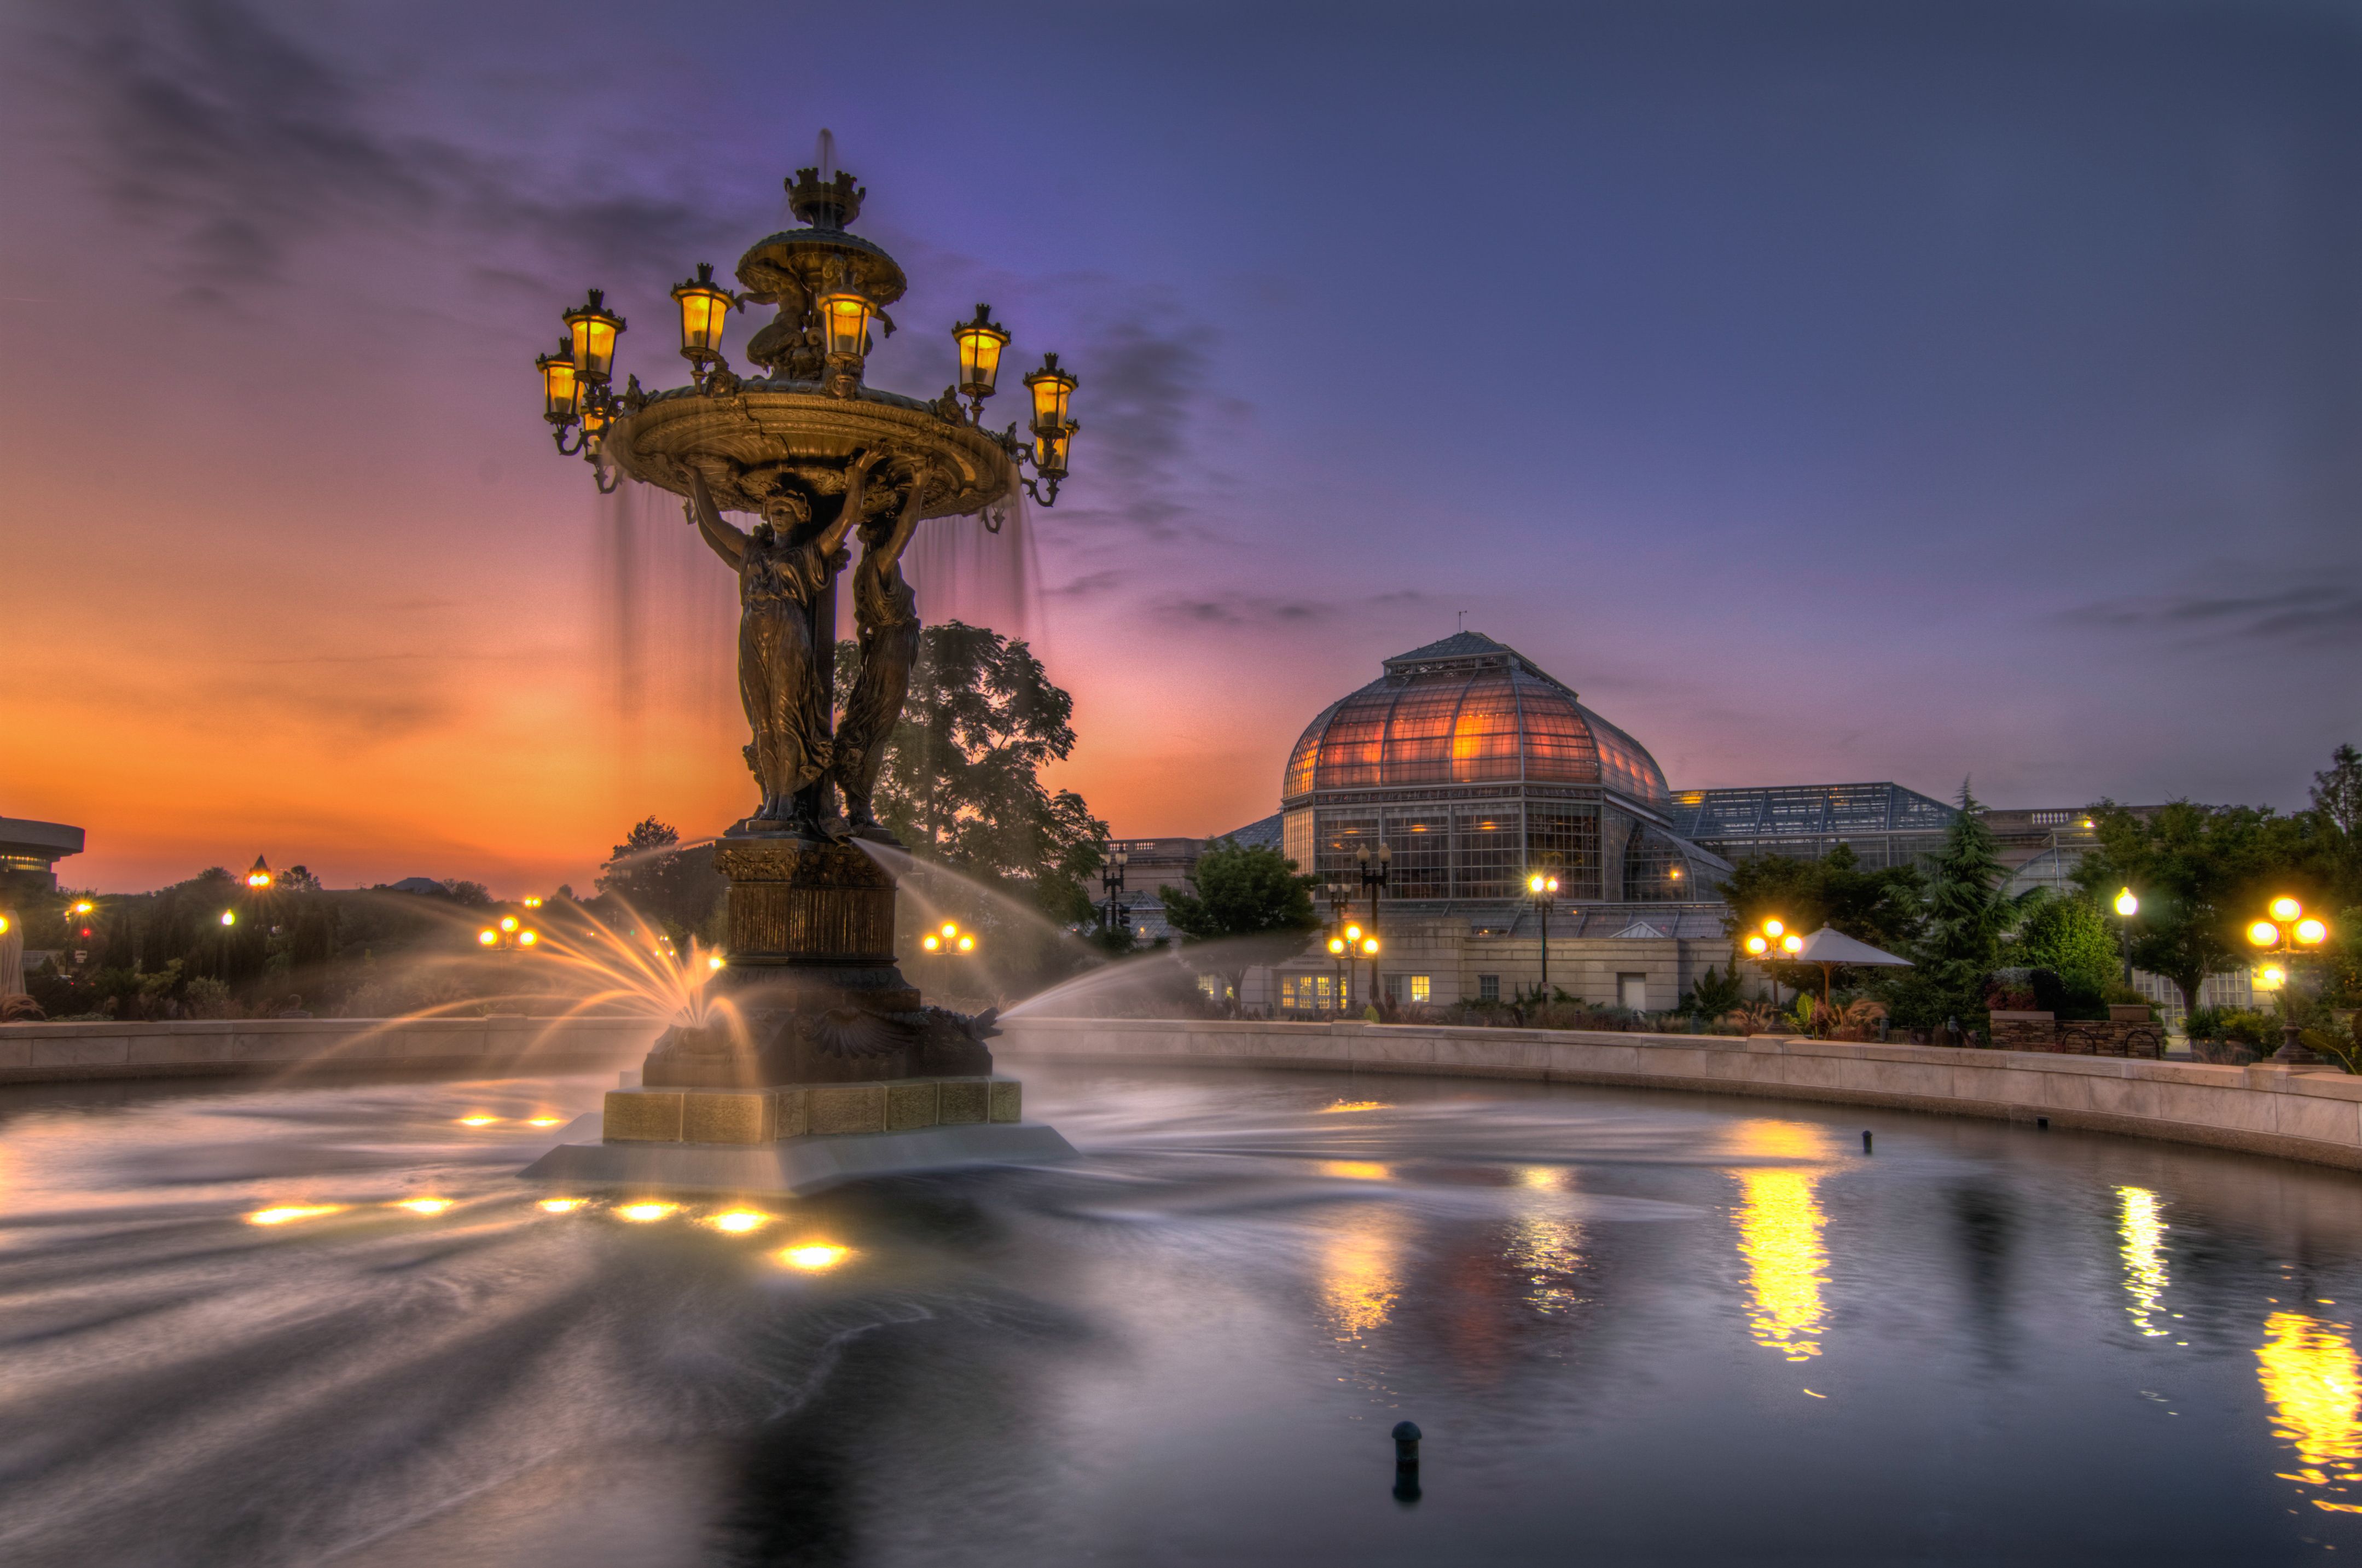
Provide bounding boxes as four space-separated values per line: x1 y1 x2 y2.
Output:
526 828 1070 1194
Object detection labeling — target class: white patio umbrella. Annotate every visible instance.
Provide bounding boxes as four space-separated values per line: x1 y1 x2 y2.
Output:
1791 927 1912 1010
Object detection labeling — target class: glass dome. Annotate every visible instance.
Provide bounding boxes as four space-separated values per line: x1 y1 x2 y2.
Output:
1282 635 1668 806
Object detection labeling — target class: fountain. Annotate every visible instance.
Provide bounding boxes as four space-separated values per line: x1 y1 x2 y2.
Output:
522 150 1081 1194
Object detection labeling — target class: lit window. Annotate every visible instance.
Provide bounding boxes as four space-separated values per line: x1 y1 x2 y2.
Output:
1410 975 1431 1002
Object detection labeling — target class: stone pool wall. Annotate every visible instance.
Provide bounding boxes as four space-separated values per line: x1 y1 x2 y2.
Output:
0 1016 659 1084
996 1016 2362 1172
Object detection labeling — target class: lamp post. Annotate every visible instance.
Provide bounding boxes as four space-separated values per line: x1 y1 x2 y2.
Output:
1742 917 1804 1010
2112 886 2139 986
1100 848 1129 940
1355 844 1391 1006
477 914 542 954
2247 896 2330 1065
1527 867 1561 998
920 921 977 963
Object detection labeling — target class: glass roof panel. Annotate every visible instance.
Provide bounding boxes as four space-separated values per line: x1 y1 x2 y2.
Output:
1449 672 1523 782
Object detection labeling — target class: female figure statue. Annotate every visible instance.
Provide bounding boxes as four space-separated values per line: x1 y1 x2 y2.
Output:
833 476 928 843
686 452 881 829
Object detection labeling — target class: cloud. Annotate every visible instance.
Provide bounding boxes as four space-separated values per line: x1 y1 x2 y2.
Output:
1150 594 1337 628
31 0 728 298
1048 569 1128 599
2073 583 2362 647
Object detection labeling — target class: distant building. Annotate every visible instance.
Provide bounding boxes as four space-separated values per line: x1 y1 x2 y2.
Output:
1668 783 1958 870
0 816 84 890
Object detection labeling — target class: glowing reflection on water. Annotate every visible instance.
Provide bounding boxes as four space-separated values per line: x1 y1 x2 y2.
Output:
1320 1210 1404 1342
245 1204 343 1226
1319 1160 1391 1182
1500 1165 1585 1314
777 1242 851 1271
2116 1187 2171 1337
2257 1311 2362 1512
1734 1169 1829 1362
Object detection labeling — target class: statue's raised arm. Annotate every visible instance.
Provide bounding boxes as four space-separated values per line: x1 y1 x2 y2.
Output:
684 468 748 570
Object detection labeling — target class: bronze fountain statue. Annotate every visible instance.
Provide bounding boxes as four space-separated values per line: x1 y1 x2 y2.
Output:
523 161 1080 1188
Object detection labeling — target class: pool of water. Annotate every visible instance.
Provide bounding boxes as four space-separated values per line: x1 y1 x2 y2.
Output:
2 1062 2358 1565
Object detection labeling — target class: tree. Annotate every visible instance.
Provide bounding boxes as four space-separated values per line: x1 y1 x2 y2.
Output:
2012 892 2120 1000
842 622 1106 926
1896 782 2039 1032
1159 838 1319 1014
2315 744 2362 838
595 817 725 940
2073 799 2280 1018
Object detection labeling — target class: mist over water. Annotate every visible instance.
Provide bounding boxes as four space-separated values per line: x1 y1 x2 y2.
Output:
8 1064 2362 1565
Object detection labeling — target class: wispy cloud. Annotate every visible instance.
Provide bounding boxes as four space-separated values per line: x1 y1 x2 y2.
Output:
2073 583 2362 647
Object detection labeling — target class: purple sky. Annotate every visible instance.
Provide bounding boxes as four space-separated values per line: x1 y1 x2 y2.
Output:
5 0 2360 891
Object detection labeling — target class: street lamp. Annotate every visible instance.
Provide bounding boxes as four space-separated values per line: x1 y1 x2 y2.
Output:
1100 848 1129 939
1021 353 1080 505
920 920 977 956
2247 897 2330 1064
1355 844 1392 1005
953 304 1010 420
245 856 274 891
477 914 541 953
1742 917 1804 1009
670 262 738 386
1527 867 1562 998
2112 886 2139 986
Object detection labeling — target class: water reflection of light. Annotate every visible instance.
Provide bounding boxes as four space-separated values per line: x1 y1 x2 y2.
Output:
456 1116 499 1127
2258 1312 2362 1511
1320 1213 1403 1341
537 1198 585 1213
1734 1169 1828 1362
393 1198 453 1215
524 1117 564 1128
245 1204 343 1226
1319 1160 1391 1182
705 1209 774 1234
778 1242 851 1271
1514 1165 1570 1190
2116 1187 2171 1337
1316 1101 1390 1114
615 1202 676 1223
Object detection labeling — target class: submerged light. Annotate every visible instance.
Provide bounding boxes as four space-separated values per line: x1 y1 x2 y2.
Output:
616 1201 676 1223
538 1197 585 1213
394 1198 454 1216
525 1116 564 1128
456 1115 499 1127
706 1209 775 1235
777 1242 851 1271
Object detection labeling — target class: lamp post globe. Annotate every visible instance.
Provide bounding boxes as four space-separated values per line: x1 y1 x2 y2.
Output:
2247 897 2331 1064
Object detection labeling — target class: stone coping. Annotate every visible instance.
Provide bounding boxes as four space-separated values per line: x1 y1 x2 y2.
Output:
0 1015 660 1084
995 1015 2362 1171
603 1076 1024 1145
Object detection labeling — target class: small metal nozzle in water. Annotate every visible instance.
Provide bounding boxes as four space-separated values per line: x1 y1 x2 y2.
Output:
1391 1420 1422 1505
1862 1130 1873 1154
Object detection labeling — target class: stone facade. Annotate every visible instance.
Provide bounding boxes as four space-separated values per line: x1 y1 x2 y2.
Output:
1988 1011 2163 1060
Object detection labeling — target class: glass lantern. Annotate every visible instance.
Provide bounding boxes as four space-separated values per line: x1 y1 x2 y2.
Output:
671 263 734 362
536 336 579 423
953 304 1008 400
564 290 626 384
1024 353 1076 434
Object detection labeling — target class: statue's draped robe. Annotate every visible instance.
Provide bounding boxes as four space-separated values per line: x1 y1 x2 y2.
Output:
740 532 836 815
833 550 920 824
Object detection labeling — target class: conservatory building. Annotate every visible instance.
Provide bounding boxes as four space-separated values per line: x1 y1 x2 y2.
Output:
1262 633 1736 1014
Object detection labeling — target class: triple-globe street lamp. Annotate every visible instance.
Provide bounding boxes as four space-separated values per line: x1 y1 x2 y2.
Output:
1527 867 1562 997
1743 917 1805 1009
2247 895 2331 1064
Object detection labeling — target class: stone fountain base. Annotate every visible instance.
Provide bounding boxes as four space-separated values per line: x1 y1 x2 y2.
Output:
515 826 1076 1194
520 1074 1075 1194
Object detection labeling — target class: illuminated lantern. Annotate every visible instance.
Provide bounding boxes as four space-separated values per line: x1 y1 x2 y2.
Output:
219 911 236 927
1328 937 1345 955
578 397 611 454
957 936 974 953
1746 935 1769 955
564 290 626 384
500 916 519 933
2114 887 2139 918
818 278 873 361
672 263 734 363
922 934 941 952
246 855 273 890
2297 918 2329 945
1781 933 1803 955
2249 921 2280 948
1024 353 1076 434
537 336 579 422
1762 919 1785 939
1032 426 1073 479
518 931 538 946
953 304 1008 402
1361 937 1380 956
2271 896 2303 922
